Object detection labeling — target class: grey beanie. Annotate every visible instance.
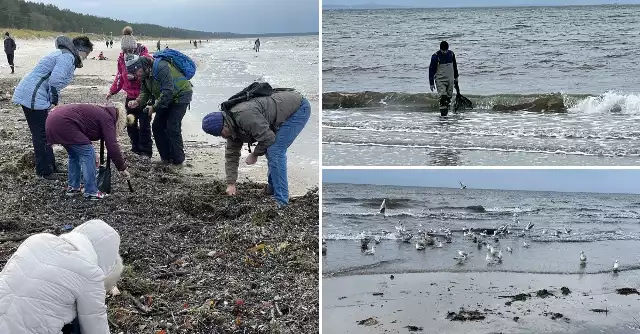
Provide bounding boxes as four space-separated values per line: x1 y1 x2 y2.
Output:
121 26 137 50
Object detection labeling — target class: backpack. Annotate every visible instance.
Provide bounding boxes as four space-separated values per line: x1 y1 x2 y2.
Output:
152 48 196 83
220 81 294 152
220 82 294 112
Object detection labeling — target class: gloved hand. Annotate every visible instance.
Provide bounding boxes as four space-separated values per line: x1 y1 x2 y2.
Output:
430 85 435 92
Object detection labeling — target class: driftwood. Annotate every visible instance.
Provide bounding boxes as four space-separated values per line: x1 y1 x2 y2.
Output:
122 290 150 313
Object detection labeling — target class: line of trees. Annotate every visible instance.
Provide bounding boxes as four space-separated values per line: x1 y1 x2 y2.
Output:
0 0 310 39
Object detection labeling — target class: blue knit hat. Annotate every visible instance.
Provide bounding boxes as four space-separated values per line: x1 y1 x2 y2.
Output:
202 112 224 136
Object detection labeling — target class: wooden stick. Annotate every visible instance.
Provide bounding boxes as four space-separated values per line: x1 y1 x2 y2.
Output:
122 290 150 313
153 271 189 279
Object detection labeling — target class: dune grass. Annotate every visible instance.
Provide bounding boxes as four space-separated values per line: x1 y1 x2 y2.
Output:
1 28 185 41
0 28 90 39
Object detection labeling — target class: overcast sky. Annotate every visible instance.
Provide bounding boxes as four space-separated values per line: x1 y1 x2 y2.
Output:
323 169 640 194
324 0 640 6
28 0 319 34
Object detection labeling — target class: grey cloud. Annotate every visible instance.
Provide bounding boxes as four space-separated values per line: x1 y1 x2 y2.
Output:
28 0 319 33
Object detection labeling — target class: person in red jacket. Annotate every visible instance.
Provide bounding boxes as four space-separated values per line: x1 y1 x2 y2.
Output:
46 102 132 200
106 26 152 158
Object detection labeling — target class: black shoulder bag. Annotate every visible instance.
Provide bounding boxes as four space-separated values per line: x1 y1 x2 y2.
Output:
96 139 112 194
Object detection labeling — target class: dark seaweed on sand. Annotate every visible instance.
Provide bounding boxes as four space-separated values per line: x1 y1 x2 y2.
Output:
0 78 319 333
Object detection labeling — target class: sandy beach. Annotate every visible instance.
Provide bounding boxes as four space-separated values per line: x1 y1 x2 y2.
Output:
0 37 318 195
323 271 640 334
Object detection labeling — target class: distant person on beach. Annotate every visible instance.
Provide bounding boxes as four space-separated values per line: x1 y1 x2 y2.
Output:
46 103 132 200
157 40 161 51
12 35 93 180
254 38 260 52
4 32 16 74
0 219 124 333
107 26 153 158
201 89 310 207
428 41 459 116
125 55 193 166
194 40 198 48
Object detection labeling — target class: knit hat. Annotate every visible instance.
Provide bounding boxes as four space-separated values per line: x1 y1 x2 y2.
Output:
202 112 225 136
121 26 137 51
125 54 146 74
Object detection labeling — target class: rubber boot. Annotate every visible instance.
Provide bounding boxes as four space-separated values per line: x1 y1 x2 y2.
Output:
439 95 450 116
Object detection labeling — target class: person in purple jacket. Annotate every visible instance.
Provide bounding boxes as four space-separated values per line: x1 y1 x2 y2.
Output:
46 102 132 200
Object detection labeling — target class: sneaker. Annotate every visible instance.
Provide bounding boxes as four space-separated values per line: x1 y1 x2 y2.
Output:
65 186 82 196
85 191 107 200
263 184 274 196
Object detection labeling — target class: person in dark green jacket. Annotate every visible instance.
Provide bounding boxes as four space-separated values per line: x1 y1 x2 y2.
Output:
125 55 193 165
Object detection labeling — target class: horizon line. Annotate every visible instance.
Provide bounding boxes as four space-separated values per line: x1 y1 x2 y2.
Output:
323 3 632 9
323 181 640 196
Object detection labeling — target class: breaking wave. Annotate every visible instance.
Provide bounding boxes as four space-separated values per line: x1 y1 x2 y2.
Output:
322 91 640 113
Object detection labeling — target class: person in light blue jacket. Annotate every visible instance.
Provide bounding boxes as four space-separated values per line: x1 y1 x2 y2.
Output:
12 35 93 179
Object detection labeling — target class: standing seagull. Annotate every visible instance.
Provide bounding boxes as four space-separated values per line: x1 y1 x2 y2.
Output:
365 246 375 256
379 199 387 215
613 260 619 273
580 251 587 263
459 181 467 189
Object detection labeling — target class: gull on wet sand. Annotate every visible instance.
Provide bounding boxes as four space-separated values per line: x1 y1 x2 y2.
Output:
523 241 529 248
364 246 375 255
613 260 619 272
454 254 468 264
506 246 512 253
486 253 498 264
402 233 413 243
580 251 586 263
458 250 469 257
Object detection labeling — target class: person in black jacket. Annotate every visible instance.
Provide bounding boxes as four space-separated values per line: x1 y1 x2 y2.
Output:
4 32 16 74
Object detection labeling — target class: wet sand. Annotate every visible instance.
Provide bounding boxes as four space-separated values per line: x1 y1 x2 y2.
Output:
323 271 640 333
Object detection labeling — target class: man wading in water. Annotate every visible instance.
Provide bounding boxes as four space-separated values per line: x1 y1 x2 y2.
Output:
429 41 459 116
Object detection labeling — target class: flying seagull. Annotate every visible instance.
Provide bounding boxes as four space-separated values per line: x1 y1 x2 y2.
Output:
459 181 467 189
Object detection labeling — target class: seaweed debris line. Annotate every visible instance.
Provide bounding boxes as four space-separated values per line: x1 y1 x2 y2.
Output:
0 77 319 333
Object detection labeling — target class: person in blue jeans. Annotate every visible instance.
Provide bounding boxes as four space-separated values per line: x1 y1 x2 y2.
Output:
202 90 310 207
45 103 132 200
12 35 93 179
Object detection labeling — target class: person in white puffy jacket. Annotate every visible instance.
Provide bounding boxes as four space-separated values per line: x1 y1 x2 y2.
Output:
0 219 124 334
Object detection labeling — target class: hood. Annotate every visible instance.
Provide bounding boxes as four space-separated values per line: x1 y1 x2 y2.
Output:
55 35 82 68
69 219 123 289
